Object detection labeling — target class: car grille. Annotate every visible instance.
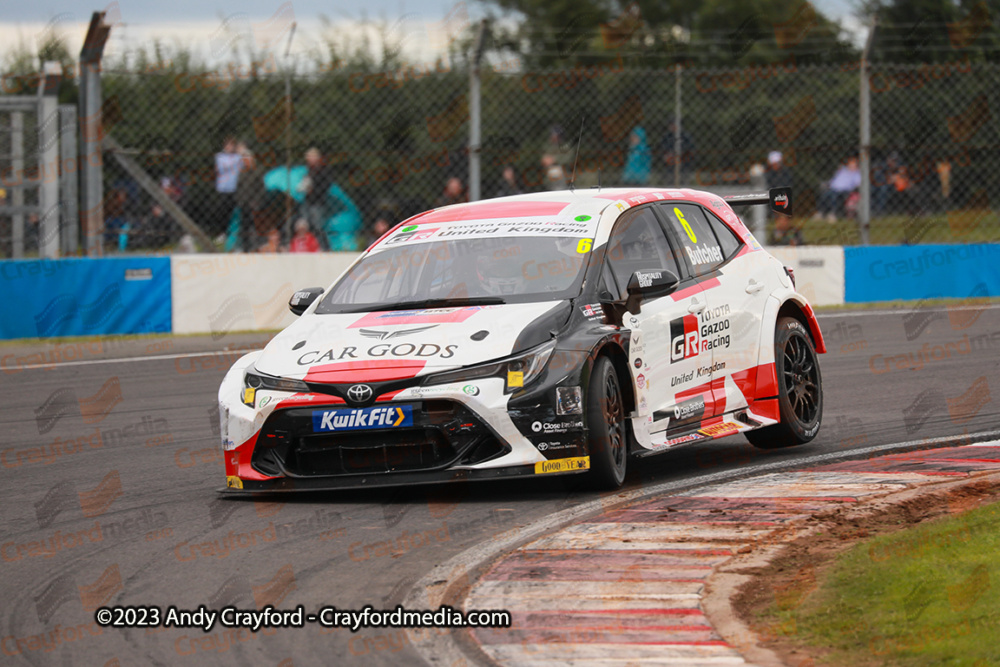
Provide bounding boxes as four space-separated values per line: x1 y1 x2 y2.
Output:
251 400 508 478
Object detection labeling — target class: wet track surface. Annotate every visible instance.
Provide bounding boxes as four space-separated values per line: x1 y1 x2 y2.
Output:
2 304 998 665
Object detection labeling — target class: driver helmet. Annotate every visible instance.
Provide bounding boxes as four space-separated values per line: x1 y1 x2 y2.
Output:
476 253 522 296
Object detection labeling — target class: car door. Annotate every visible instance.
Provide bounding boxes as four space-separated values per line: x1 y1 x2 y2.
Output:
656 202 773 424
601 206 707 445
652 202 730 424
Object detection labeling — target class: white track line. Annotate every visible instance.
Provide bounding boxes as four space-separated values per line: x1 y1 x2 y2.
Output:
9 349 256 371
11 303 999 371
403 431 1000 666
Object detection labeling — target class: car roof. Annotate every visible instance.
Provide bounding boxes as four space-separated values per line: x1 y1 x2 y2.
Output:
366 187 747 254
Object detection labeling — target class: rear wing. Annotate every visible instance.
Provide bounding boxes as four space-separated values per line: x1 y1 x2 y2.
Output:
723 187 792 217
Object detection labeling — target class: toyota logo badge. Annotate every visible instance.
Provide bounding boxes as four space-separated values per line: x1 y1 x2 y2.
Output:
347 384 374 404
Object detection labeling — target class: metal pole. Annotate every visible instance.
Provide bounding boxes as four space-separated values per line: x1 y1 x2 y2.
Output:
60 105 79 255
468 20 487 202
674 64 682 187
282 23 297 245
11 112 24 258
858 18 876 246
79 12 112 257
38 64 61 259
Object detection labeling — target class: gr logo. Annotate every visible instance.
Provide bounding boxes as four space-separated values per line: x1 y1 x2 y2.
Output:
670 315 701 363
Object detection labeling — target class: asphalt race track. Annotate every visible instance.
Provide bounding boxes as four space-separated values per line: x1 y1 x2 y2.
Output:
2 304 999 666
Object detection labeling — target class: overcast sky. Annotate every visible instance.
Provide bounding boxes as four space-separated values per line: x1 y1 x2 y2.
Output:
1 0 862 67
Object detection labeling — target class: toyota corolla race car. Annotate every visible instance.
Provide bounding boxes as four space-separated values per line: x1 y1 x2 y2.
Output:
218 187 825 492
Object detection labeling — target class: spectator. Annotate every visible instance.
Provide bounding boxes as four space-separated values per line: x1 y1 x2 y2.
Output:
495 165 522 198
297 147 333 245
235 146 265 252
659 121 695 183
814 156 861 222
258 228 283 253
215 137 242 229
540 124 570 190
434 177 467 208
765 151 793 190
324 184 363 251
770 214 803 246
289 218 320 253
622 126 651 185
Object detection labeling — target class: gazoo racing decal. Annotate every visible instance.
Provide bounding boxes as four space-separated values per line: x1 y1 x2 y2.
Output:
312 406 413 432
297 343 458 365
670 304 733 364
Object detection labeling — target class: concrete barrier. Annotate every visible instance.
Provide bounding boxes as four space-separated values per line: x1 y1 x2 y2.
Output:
763 245 844 307
170 253 360 336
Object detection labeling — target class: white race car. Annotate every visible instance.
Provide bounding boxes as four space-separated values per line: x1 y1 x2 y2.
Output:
218 187 824 491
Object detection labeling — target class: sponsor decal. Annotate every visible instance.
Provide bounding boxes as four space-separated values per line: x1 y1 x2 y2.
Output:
773 193 789 209
636 373 646 389
346 384 374 404
531 420 584 434
462 385 479 396
297 343 458 365
358 325 438 340
574 215 592 221
349 307 486 328
534 456 590 474
672 396 706 422
312 406 413 432
581 304 599 317
535 440 575 452
634 358 642 368
658 433 703 447
698 421 742 438
226 476 243 489
669 315 701 363
258 396 272 408
386 227 440 245
684 242 724 266
636 270 662 288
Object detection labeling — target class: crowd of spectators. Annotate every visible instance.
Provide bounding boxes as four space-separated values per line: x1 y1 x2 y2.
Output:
64 115 965 256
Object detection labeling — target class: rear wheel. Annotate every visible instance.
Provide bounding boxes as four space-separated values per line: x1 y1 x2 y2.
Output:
746 317 823 449
586 356 628 489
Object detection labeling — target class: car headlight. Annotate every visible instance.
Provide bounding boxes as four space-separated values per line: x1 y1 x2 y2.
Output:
244 368 310 395
424 340 557 394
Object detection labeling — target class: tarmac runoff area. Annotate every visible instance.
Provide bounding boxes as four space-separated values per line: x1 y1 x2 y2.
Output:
410 441 1000 667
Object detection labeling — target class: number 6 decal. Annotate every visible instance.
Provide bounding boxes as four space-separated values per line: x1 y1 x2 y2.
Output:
674 207 697 243
577 238 593 253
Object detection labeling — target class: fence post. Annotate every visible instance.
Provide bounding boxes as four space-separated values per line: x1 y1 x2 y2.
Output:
38 63 61 260
468 20 487 202
858 19 876 245
10 112 24 258
674 64 682 187
79 11 112 258
60 105 79 255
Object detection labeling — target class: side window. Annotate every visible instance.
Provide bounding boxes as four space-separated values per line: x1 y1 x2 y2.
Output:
706 211 742 259
660 204 724 277
604 208 679 299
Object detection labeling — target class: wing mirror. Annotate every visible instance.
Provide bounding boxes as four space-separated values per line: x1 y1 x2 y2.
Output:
288 287 325 316
624 269 679 315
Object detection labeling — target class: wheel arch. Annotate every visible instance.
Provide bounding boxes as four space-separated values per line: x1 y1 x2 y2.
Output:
776 297 827 354
594 340 636 416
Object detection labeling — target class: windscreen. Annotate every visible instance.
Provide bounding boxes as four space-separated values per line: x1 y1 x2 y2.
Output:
317 236 592 313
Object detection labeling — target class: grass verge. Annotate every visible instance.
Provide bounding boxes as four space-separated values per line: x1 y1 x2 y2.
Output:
750 495 1000 666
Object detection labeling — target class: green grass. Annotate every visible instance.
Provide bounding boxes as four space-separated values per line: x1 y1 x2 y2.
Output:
762 501 1000 666
769 212 1000 246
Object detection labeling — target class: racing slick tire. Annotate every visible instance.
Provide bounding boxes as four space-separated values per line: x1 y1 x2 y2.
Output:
746 317 823 450
586 355 628 489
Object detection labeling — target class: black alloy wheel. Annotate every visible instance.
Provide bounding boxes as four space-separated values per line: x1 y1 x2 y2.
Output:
746 317 823 449
586 356 628 488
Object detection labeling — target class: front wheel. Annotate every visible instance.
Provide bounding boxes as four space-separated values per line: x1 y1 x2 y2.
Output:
586 356 628 489
746 317 823 449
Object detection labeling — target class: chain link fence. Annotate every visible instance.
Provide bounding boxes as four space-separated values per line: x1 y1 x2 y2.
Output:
4 56 998 255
